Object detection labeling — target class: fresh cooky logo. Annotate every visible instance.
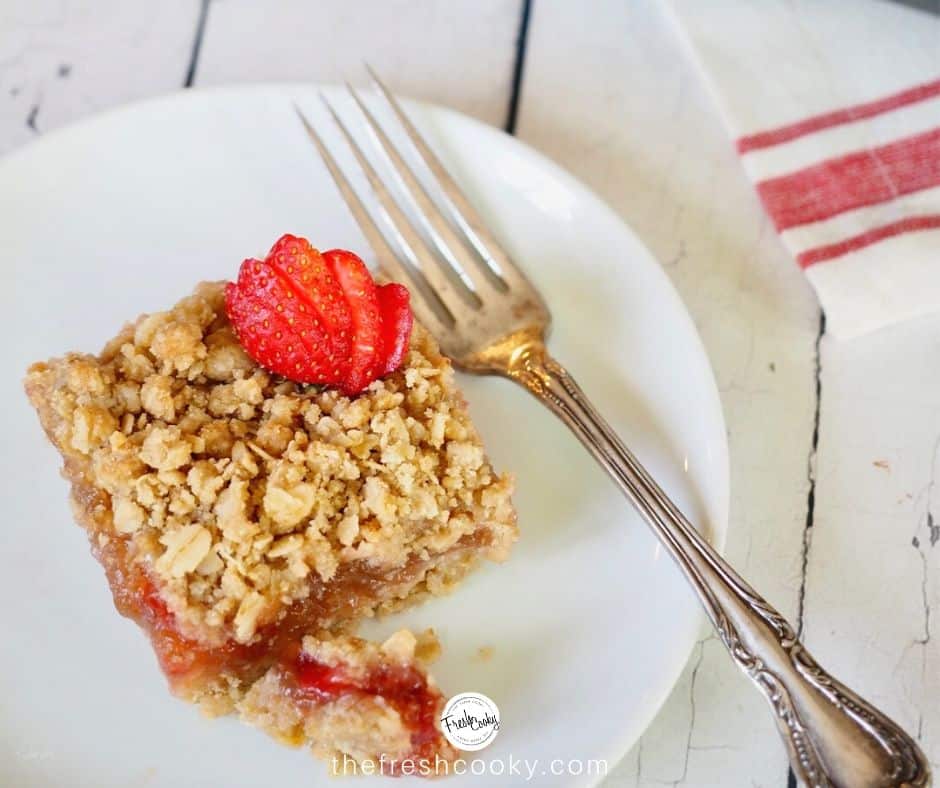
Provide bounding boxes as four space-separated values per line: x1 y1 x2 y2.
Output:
440 692 500 751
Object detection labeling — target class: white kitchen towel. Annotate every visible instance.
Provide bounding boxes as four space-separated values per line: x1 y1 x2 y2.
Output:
667 0 940 338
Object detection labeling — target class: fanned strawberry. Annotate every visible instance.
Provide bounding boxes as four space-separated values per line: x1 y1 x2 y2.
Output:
265 235 352 361
376 283 413 375
234 257 334 359
226 235 414 395
226 259 342 385
322 249 382 394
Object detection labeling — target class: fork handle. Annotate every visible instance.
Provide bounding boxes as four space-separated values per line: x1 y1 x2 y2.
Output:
503 340 929 788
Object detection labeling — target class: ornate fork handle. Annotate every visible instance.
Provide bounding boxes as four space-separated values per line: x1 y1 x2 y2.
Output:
297 71 929 786
501 337 930 788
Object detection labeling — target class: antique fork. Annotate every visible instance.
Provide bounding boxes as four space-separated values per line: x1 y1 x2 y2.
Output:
294 69 930 788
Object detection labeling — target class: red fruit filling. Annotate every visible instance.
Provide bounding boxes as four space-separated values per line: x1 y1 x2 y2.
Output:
292 654 446 765
92 520 485 757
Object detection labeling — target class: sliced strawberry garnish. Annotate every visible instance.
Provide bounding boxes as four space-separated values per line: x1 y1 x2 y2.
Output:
226 235 414 395
238 254 345 383
264 235 351 362
226 260 342 385
376 283 414 375
322 249 382 394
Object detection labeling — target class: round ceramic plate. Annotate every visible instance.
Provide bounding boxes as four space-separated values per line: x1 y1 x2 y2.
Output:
0 85 728 787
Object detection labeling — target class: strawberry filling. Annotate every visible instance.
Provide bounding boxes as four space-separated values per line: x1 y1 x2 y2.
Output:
108 542 447 765
93 520 486 714
108 547 264 684
292 654 446 766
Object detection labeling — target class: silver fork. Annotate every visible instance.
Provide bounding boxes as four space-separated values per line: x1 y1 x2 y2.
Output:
295 70 930 788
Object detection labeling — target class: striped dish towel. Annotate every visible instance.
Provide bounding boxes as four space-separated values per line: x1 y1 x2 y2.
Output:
667 0 940 338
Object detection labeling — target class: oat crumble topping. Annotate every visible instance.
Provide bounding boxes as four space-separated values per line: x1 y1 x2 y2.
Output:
25 282 515 647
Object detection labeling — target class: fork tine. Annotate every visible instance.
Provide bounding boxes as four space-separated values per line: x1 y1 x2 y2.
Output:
345 82 493 304
293 107 397 274
318 93 473 322
365 63 535 295
293 105 450 333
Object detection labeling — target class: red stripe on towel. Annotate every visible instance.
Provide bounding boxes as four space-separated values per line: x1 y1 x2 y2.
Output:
737 78 940 153
756 127 940 230
798 214 940 268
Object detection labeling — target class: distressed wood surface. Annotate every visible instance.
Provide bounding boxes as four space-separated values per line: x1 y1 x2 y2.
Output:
806 319 940 778
516 2 818 785
0 0 202 155
195 0 522 127
1 1 935 785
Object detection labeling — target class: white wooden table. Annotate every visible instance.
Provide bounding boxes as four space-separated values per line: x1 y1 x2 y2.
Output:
2 1 936 785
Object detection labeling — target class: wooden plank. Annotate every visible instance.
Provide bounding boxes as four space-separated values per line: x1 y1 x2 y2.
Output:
805 319 940 776
195 0 523 127
0 0 202 154
515 1 820 785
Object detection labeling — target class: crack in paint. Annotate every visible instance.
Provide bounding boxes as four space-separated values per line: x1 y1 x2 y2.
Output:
795 312 824 638
25 103 39 132
924 433 940 548
667 637 709 787
664 239 687 268
905 438 937 745
184 0 211 88
787 311 825 788
504 0 532 135
913 540 931 647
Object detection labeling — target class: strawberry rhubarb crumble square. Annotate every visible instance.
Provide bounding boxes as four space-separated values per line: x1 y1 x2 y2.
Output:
24 236 516 773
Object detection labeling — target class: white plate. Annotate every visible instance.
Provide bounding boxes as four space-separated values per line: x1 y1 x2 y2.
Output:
0 85 728 787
